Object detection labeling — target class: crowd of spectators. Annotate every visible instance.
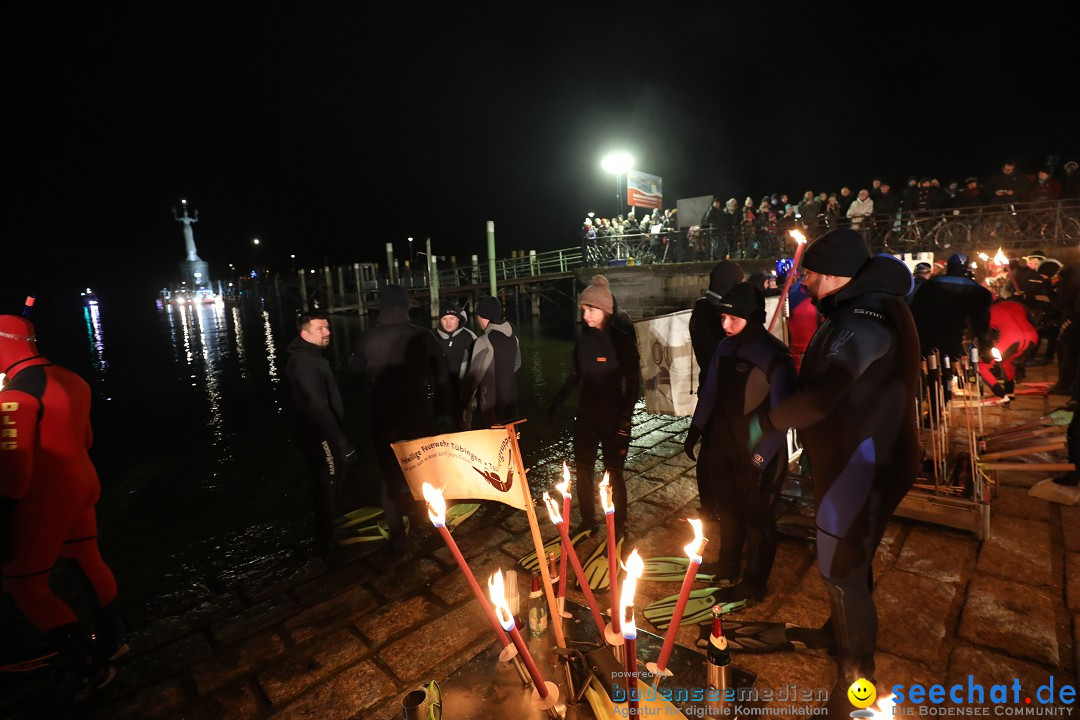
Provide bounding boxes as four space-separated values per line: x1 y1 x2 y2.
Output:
581 160 1080 262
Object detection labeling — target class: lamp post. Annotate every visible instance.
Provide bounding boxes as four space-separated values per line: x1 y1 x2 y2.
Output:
601 152 635 218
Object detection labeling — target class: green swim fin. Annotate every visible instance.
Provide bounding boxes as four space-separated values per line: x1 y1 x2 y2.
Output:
444 503 481 533
639 556 715 583
336 506 385 529
643 587 750 630
517 529 591 572
336 516 410 546
582 535 624 591
695 620 835 654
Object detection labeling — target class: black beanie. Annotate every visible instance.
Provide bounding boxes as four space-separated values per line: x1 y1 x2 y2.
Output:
716 282 764 321
439 299 466 324
381 284 409 309
708 260 745 295
476 296 503 322
801 229 870 277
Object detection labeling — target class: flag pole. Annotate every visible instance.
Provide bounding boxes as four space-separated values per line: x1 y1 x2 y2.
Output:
502 420 566 648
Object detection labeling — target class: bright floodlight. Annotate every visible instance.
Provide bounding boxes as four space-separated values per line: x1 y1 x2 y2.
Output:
252 238 260 245
601 152 634 175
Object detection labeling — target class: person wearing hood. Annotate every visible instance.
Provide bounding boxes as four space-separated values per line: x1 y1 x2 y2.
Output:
748 229 921 714
433 300 477 430
687 260 745 553
548 276 639 537
1 314 124 700
908 252 993 361
461 295 520 429
683 283 797 606
350 286 451 550
286 310 357 552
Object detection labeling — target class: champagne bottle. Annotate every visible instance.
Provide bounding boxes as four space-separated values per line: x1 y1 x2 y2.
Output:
527 572 548 636
706 604 731 691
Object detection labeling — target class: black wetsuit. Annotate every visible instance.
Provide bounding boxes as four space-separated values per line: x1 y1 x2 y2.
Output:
691 323 796 591
286 336 353 547
687 261 745 532
462 320 520 428
349 307 451 543
434 325 477 430
550 314 640 535
908 273 992 359
759 254 920 686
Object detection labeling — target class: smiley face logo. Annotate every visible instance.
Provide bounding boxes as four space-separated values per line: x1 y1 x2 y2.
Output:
847 678 876 709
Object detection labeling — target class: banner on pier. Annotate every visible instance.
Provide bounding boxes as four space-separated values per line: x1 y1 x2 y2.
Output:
634 309 698 417
627 170 662 210
393 429 526 510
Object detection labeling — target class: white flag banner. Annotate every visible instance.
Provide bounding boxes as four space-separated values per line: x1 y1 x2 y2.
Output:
392 429 526 510
634 309 698 417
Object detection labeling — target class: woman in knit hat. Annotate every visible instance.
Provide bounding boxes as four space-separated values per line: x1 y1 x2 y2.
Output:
548 275 639 537
683 282 797 603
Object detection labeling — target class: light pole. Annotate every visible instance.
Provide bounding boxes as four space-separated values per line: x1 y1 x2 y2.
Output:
601 152 635 218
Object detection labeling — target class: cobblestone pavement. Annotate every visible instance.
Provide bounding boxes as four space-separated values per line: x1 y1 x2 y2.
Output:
8 367 1078 719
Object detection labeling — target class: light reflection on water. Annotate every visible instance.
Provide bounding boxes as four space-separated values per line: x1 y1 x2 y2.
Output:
95 301 592 608
83 303 108 382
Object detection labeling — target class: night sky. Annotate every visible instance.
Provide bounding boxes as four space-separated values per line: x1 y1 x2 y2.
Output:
7 6 1079 306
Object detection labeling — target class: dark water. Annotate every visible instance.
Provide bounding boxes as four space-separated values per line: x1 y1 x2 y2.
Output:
26 296 586 611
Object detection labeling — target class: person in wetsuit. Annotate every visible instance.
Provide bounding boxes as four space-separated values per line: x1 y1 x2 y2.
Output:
978 299 1039 398
909 252 992 360
350 286 451 550
0 314 124 699
687 260 744 571
461 296 520 429
285 310 357 552
683 282 797 605
432 300 476 430
548 276 640 537
750 229 920 713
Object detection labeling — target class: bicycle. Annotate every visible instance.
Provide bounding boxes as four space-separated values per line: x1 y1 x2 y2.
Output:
894 212 972 250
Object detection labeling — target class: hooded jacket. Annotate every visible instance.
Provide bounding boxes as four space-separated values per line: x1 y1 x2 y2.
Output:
286 336 350 451
761 254 921 500
349 306 451 440
908 271 993 358
689 261 745 385
462 319 521 427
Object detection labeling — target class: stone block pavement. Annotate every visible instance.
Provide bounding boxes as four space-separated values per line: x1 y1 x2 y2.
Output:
11 367 1080 719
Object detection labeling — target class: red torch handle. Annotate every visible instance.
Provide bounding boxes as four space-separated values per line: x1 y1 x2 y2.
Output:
605 513 620 634
508 624 549 699
557 496 571 599
557 523 609 641
437 525 511 648
625 635 639 715
768 241 806 332
656 559 699 672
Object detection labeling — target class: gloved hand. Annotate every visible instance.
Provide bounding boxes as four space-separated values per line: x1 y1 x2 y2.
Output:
0 497 18 563
683 425 702 461
746 412 764 454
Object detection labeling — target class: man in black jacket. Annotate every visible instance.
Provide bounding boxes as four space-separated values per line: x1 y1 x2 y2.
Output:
751 230 920 715
461 296 520 429
350 286 451 550
285 310 356 551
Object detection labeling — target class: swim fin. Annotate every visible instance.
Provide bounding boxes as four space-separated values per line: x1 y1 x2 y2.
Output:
638 556 716 583
335 517 410 546
517 529 591 573
695 620 835 654
643 587 750 630
335 506 385 529
444 503 480 533
582 536 624 591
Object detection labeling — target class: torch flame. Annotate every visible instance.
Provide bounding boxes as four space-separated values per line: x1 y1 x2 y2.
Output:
620 549 645 635
599 472 614 514
978 252 990 262
487 569 515 630
991 347 1002 362
683 518 707 561
993 248 1008 266
422 482 446 526
543 491 563 525
789 228 807 245
556 461 572 498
